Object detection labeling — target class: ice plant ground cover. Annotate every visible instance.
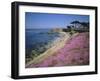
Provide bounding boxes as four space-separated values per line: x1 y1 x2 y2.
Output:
26 32 89 68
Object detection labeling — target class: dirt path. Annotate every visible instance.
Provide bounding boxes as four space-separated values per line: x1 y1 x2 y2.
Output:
26 32 71 67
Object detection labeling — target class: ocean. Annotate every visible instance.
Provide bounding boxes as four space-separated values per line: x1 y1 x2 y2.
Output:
25 29 61 58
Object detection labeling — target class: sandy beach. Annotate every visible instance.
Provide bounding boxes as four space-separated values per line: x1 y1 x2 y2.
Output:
26 32 71 67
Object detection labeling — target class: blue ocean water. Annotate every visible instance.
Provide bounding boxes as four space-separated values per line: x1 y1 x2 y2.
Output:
25 29 60 57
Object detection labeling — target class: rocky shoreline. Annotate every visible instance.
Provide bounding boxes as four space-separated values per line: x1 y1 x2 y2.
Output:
25 32 71 67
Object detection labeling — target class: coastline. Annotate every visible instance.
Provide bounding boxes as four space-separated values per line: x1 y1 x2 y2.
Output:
25 32 72 67
26 32 89 68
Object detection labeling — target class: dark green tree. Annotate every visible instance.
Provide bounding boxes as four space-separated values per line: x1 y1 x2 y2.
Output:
70 21 80 28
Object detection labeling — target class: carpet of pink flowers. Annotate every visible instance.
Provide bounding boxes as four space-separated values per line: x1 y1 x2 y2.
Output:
28 32 89 68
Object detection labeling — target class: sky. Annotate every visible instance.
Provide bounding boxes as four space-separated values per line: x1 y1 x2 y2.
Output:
25 12 89 29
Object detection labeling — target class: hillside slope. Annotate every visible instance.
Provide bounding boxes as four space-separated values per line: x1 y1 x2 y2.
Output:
26 32 89 68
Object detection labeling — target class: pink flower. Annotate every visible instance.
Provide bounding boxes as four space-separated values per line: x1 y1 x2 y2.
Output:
27 32 89 68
